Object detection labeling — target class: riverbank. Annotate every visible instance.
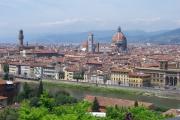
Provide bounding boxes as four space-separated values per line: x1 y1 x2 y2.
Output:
17 79 180 110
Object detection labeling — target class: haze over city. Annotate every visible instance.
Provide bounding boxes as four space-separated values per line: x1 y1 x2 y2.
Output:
0 0 180 36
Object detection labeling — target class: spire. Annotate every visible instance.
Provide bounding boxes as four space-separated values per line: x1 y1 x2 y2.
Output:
118 26 121 32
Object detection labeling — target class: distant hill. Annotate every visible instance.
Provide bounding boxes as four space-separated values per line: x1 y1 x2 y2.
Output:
147 28 180 44
0 28 180 44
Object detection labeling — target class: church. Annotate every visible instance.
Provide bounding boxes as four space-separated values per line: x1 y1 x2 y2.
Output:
111 27 127 52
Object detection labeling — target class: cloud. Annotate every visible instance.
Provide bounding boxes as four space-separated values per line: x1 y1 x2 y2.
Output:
131 17 161 24
175 19 180 26
39 18 83 26
39 18 105 27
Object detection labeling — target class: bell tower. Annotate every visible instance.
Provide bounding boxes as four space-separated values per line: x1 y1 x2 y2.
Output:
19 30 24 48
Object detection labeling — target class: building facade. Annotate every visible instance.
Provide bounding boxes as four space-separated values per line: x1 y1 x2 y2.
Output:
129 72 151 87
136 61 180 88
110 68 131 86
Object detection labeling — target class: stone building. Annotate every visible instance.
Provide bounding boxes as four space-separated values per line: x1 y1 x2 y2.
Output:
112 27 127 52
136 61 180 88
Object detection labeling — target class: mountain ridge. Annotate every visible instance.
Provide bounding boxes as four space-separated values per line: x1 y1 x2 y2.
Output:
0 28 180 44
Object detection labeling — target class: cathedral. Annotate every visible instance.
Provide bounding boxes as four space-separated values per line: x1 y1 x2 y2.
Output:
112 27 127 52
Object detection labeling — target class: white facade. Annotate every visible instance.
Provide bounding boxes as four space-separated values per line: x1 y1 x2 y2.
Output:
43 66 58 79
90 74 104 84
21 65 31 77
34 67 43 78
9 65 19 75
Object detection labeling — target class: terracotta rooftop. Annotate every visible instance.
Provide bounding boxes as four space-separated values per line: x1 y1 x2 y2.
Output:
85 95 153 108
111 68 131 73
163 109 180 117
0 96 7 100
112 32 126 43
129 72 151 78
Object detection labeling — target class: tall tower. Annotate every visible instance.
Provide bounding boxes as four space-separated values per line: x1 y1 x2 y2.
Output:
88 33 95 53
19 30 24 48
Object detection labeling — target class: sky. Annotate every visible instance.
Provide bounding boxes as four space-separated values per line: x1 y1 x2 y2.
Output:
0 0 180 36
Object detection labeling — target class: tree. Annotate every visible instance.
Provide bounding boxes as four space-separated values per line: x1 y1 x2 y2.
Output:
91 97 100 112
37 80 43 97
59 71 65 79
103 74 109 85
3 64 9 80
39 92 55 111
125 113 133 120
3 63 9 73
24 72 27 78
19 82 32 99
106 106 171 120
0 107 18 120
134 100 138 107
30 97 40 107
73 71 84 82
3 73 9 80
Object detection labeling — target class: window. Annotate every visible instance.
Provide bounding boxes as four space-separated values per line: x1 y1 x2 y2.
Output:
157 74 159 77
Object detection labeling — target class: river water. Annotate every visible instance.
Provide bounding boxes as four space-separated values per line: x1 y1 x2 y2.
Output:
45 85 180 109
19 81 180 109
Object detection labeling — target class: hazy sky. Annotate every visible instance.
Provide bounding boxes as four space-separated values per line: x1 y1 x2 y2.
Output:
0 0 180 35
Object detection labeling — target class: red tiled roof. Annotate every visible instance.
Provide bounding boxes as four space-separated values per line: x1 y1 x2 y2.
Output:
129 72 151 78
112 32 126 43
86 61 102 65
163 109 180 116
111 68 131 73
65 66 79 72
0 96 7 100
85 95 153 108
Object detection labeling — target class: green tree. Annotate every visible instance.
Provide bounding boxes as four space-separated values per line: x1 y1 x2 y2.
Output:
91 97 100 112
103 74 109 85
18 101 48 120
30 97 40 107
3 63 9 80
39 92 55 111
37 80 43 97
17 93 173 120
3 63 9 73
59 71 65 79
53 91 77 105
3 73 9 80
73 71 84 82
0 107 18 120
134 100 138 107
18 100 98 120
18 82 33 100
106 106 171 120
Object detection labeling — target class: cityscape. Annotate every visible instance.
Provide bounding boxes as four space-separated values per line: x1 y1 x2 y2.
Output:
0 0 180 120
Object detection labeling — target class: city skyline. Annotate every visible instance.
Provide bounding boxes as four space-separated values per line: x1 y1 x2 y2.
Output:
0 0 180 36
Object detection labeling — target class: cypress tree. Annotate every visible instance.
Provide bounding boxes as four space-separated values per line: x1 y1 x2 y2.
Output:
92 97 100 112
3 64 9 80
134 100 138 107
37 80 43 97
